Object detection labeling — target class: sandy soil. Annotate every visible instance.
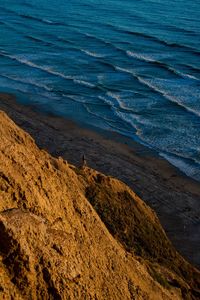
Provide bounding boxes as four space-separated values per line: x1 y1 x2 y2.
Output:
0 92 200 269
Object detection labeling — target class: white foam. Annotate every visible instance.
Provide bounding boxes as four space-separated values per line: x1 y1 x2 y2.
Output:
105 91 134 112
99 93 127 112
83 103 113 123
114 65 134 75
114 110 138 131
106 91 121 102
80 49 105 58
160 152 200 181
126 51 198 81
73 79 95 88
42 18 54 24
167 66 198 80
1 52 98 89
98 95 114 108
136 77 200 117
0 52 72 80
126 50 156 62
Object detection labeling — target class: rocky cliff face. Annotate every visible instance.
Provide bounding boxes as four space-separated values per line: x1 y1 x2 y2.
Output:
0 111 199 299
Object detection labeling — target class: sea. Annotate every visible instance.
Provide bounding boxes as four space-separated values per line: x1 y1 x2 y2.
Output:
0 0 200 181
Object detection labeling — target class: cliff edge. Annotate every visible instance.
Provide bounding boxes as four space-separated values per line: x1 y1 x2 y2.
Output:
0 111 199 299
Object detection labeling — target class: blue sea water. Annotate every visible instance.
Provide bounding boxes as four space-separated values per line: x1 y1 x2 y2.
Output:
0 0 200 180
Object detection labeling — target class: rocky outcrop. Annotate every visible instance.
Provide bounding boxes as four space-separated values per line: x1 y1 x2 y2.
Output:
0 111 199 299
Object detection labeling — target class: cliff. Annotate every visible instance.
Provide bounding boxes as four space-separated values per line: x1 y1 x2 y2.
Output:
0 110 199 299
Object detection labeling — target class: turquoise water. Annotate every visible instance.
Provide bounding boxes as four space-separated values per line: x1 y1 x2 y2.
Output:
0 0 200 180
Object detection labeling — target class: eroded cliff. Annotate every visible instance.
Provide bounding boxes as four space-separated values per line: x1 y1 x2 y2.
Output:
0 111 199 299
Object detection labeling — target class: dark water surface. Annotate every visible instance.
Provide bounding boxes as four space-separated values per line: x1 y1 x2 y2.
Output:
0 0 200 180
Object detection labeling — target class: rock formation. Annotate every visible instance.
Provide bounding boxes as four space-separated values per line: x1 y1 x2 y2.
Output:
0 111 199 299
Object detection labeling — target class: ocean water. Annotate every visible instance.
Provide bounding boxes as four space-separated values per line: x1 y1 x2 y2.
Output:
0 0 200 180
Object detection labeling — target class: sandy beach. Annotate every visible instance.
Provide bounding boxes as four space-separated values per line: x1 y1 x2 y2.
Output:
0 92 200 269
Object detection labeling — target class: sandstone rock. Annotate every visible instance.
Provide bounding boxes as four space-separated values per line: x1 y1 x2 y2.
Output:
0 111 199 299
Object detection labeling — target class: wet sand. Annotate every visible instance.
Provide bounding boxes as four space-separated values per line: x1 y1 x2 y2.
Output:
0 92 200 269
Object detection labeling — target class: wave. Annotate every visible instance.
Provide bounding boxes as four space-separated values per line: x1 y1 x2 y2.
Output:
83 103 112 122
2 21 64 55
25 29 116 60
136 77 200 118
66 94 99 105
73 79 95 88
0 74 52 92
41 19 56 24
111 21 200 55
0 75 49 98
126 50 157 62
115 26 200 56
102 92 139 113
82 104 104 123
98 93 139 117
0 52 99 91
1 4 200 57
98 93 200 181
103 90 200 182
25 34 66 51
18 13 64 26
113 67 200 118
0 18 65 51
106 92 122 103
120 52 199 81
161 23 199 36
0 6 64 26
166 66 198 80
11 18 200 76
80 49 105 58
114 65 200 117
162 41 200 56
113 110 200 182
97 94 133 120
0 51 71 78
25 35 54 47
182 64 200 74
98 95 118 113
72 30 129 57
99 61 117 71
81 31 120 49
105 92 132 111
160 153 200 181
114 66 134 75
108 13 199 42
111 110 139 135
83 32 111 44
2 17 125 65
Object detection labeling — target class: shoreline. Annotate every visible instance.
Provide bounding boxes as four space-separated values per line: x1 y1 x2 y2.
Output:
0 92 200 269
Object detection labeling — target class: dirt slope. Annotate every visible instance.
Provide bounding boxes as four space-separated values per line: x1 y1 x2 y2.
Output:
0 110 199 299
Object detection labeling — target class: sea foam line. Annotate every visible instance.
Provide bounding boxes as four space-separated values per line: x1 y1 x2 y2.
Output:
0 52 96 89
114 65 200 117
0 74 52 91
80 49 105 58
126 51 198 80
0 52 71 78
137 77 200 118
73 79 95 88
160 152 200 181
